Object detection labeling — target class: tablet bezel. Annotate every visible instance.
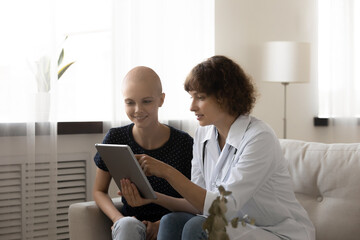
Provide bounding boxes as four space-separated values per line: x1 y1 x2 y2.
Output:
95 143 157 199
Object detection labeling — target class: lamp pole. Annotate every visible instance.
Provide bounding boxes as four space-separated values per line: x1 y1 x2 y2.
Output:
282 82 289 139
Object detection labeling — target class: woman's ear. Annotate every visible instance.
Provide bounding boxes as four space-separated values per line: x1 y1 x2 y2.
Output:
159 93 165 107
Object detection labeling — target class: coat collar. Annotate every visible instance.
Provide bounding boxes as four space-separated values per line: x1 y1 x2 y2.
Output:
227 115 251 149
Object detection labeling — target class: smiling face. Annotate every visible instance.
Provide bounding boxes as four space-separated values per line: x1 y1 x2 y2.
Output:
122 66 164 129
188 90 228 127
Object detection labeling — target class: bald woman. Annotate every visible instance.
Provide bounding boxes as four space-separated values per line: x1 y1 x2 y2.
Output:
93 66 194 240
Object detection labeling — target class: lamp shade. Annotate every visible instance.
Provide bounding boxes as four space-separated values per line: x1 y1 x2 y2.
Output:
262 41 310 83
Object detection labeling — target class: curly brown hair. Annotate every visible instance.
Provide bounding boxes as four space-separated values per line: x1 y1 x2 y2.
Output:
184 55 257 116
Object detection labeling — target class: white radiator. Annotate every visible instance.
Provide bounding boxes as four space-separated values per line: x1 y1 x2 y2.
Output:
0 153 89 240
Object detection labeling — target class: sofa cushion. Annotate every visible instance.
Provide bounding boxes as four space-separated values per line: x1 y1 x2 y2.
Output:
279 139 360 240
68 198 123 240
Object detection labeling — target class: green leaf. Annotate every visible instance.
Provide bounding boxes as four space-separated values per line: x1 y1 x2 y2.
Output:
223 191 232 196
218 185 225 194
241 220 246 227
58 61 75 79
58 49 64 66
250 218 255 225
231 217 239 228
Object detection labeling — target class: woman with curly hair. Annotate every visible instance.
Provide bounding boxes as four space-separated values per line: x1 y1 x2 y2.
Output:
120 56 315 240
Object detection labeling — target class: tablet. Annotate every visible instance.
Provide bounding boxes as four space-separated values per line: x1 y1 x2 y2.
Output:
95 143 157 199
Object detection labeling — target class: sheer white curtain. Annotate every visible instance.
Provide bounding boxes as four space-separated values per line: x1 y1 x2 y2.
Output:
0 0 58 238
318 0 360 118
112 0 214 135
55 0 113 122
0 0 213 125
0 0 113 237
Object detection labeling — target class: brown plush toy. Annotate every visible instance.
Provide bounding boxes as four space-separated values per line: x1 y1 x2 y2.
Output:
203 186 232 240
202 186 255 240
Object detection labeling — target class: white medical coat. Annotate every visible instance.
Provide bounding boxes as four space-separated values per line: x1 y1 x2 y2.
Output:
191 115 315 240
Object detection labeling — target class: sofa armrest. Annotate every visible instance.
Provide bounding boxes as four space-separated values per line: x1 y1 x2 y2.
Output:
68 198 123 240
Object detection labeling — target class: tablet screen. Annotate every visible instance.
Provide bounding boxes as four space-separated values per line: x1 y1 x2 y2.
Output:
95 143 157 199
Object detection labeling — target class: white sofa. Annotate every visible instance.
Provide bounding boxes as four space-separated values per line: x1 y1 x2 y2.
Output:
68 139 360 240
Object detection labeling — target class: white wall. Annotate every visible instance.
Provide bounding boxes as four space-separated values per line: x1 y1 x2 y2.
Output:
215 0 360 143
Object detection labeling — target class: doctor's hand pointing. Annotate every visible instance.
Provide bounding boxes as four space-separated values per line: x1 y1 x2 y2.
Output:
131 154 207 214
135 154 173 179
119 153 177 207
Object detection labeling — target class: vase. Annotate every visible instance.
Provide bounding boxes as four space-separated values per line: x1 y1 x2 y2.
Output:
35 92 50 122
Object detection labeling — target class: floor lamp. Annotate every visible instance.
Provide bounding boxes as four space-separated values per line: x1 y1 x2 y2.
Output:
262 41 310 139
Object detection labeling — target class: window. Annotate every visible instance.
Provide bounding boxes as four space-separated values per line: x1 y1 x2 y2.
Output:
0 0 214 123
112 0 214 122
0 0 113 123
55 0 113 122
318 0 360 118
